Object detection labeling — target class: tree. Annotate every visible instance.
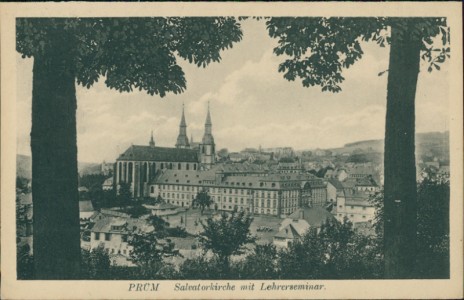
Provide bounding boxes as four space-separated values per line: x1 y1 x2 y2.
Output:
238 243 279 279
148 215 170 237
279 219 382 279
128 230 178 278
265 17 449 278
16 17 243 279
116 182 132 208
370 177 450 278
198 211 255 276
415 177 450 278
80 245 111 279
193 190 213 214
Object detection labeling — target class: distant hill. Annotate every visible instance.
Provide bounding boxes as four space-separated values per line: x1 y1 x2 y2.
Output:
16 154 101 179
313 131 449 159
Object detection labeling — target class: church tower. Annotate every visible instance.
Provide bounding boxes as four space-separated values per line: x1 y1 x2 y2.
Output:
149 130 155 148
175 104 190 148
200 102 216 167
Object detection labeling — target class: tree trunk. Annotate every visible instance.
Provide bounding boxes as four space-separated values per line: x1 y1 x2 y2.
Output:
31 31 81 279
383 21 421 278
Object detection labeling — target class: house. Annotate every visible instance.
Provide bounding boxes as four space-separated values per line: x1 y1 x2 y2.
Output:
334 190 375 224
273 207 336 247
90 216 154 265
102 177 114 190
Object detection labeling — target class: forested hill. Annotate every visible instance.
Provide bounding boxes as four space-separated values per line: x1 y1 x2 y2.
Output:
328 131 449 157
16 154 101 179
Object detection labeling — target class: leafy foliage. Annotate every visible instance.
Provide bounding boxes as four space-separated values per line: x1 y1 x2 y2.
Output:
116 182 132 207
128 230 178 277
193 190 213 214
279 219 383 279
415 177 450 278
17 17 243 97
179 255 225 279
198 211 256 272
17 243 34 279
148 215 170 236
265 17 448 92
80 245 111 279
237 243 279 279
370 178 450 278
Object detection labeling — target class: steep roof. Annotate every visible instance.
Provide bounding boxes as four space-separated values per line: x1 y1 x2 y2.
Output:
117 145 198 162
287 207 336 227
274 223 301 239
328 178 344 190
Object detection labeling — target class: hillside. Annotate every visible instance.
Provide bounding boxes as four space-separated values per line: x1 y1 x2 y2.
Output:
16 154 101 179
327 131 448 157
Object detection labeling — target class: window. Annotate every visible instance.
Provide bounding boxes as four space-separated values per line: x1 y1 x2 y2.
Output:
105 233 111 241
351 206 354 209
150 186 154 193
186 164 190 170
178 163 181 170
362 207 366 210
122 235 127 243
95 232 100 240
194 164 197 170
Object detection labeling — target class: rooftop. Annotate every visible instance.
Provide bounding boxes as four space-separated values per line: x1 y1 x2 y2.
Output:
117 145 198 162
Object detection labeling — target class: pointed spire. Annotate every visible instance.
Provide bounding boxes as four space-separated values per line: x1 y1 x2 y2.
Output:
149 130 155 147
176 103 190 148
180 102 187 127
205 101 212 125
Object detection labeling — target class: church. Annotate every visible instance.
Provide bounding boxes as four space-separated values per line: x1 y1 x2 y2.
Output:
115 104 216 197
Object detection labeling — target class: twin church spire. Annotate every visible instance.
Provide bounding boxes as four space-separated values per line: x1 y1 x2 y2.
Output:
148 102 215 167
175 102 214 151
175 103 190 149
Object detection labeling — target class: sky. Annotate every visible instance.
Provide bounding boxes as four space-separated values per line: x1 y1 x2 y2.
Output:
16 19 450 163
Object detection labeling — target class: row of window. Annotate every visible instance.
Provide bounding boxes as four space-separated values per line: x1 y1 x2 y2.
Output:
338 213 368 219
94 232 127 242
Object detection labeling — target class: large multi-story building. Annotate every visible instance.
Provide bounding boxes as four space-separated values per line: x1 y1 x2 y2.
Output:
149 169 330 217
114 105 215 197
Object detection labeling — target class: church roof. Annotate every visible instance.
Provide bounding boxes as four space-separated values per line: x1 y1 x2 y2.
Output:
117 145 198 162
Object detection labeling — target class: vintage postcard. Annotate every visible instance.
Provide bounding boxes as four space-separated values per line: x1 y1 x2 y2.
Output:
1 2 463 299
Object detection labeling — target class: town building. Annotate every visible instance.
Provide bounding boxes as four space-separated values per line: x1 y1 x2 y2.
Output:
273 207 336 247
102 177 114 191
149 169 330 217
90 215 154 260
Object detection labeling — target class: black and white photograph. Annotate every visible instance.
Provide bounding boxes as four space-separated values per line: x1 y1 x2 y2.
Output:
1 2 463 299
